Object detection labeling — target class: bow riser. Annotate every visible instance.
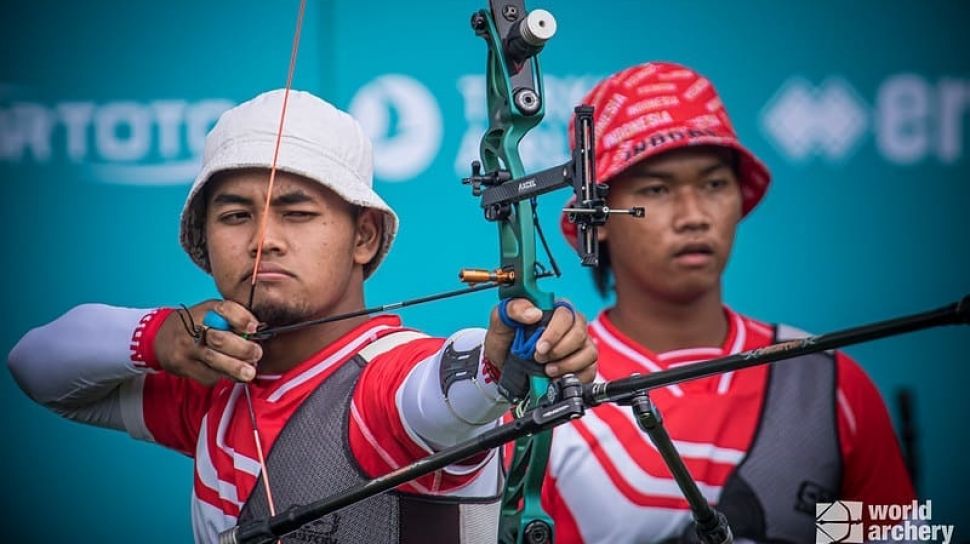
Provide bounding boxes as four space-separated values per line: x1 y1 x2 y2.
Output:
472 3 558 543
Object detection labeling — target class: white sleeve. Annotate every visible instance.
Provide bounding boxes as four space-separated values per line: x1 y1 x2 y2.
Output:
399 328 510 450
6 303 156 434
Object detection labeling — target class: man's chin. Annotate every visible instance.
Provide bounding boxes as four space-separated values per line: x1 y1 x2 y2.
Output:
251 301 313 328
663 278 721 305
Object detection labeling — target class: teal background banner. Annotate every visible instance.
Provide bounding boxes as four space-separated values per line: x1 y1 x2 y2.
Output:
2 1 968 541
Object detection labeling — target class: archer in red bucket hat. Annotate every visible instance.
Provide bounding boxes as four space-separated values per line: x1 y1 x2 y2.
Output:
561 61 770 251
546 62 914 543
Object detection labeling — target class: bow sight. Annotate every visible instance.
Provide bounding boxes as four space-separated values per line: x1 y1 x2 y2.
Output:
462 104 645 271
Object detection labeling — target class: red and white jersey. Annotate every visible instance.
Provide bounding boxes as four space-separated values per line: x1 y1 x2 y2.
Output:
119 315 496 543
541 308 915 543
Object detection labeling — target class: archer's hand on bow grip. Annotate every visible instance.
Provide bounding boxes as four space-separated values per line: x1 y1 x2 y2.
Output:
485 299 597 403
152 300 262 385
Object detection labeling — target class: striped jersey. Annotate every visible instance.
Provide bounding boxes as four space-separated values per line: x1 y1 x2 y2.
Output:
541 308 915 543
120 314 496 542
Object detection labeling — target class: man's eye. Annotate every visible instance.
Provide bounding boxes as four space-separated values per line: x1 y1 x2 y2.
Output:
706 178 729 190
639 185 668 197
219 211 250 224
284 210 317 220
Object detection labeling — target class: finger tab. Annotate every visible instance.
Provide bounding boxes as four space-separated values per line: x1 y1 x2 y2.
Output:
203 310 231 331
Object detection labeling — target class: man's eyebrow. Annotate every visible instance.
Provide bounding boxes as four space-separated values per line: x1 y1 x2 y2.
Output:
698 161 732 176
211 192 254 206
210 190 315 207
635 160 732 180
272 190 315 206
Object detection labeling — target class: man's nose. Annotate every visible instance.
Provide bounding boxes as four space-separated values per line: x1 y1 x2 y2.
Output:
248 213 288 257
672 189 711 233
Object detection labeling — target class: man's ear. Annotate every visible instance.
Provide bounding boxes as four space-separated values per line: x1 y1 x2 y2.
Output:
353 208 382 266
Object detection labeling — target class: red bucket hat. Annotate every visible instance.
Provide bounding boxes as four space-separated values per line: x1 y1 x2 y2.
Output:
561 61 771 248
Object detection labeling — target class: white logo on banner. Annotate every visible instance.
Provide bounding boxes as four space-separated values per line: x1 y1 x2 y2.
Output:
349 74 442 182
761 77 868 162
761 75 969 164
0 90 232 185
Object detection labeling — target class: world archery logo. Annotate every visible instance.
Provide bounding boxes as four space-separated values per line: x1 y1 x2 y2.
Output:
817 499 955 543
816 500 864 543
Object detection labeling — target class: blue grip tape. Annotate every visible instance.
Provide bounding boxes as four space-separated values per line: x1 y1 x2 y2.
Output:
203 310 231 331
497 299 575 360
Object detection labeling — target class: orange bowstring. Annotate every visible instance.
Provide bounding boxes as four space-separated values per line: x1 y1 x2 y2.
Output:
249 0 307 299
245 0 308 521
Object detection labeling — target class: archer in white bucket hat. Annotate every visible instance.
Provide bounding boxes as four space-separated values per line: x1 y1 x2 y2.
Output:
8 88 601 543
180 89 398 278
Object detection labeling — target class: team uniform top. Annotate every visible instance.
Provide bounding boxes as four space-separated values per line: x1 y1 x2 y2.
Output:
10 307 504 543
541 307 914 543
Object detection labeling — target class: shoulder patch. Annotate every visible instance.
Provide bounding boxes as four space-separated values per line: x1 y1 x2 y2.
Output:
357 330 430 362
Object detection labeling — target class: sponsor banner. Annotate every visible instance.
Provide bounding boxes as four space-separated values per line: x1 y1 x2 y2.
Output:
6 72 965 187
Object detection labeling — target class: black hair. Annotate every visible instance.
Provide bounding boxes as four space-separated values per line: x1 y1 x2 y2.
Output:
591 242 613 298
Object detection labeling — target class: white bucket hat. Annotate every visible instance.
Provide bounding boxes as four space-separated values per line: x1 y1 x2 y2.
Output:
179 89 398 278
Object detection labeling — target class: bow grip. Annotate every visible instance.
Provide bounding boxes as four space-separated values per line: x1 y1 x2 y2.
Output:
496 300 572 403
497 318 551 404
